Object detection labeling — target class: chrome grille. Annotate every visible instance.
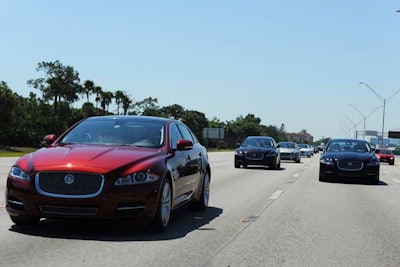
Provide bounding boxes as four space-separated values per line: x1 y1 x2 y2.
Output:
245 152 264 160
35 172 104 198
337 160 363 171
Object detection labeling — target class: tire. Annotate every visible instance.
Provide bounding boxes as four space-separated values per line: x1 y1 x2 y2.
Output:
277 159 281 169
319 173 326 182
10 215 40 226
270 159 278 170
234 162 240 168
295 158 301 163
189 172 210 211
151 178 172 232
389 162 394 165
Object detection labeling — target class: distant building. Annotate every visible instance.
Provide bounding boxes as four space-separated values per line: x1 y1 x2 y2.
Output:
286 130 314 144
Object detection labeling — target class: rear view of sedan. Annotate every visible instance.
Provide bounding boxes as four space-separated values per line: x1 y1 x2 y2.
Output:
319 139 380 184
234 136 281 169
6 115 211 232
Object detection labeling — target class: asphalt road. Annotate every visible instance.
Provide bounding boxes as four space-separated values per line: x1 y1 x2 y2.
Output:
1 153 400 267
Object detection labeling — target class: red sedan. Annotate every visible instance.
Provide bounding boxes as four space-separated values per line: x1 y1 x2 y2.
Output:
375 149 395 165
6 116 211 231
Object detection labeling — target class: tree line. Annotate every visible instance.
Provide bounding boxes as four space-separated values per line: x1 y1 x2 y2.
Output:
1 60 301 149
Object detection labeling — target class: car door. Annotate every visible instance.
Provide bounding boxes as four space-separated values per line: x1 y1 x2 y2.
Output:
176 123 201 193
168 123 199 206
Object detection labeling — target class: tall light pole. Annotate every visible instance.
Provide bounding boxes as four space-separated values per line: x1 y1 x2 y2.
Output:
340 121 351 138
349 104 366 140
344 115 359 139
359 82 400 148
348 104 383 140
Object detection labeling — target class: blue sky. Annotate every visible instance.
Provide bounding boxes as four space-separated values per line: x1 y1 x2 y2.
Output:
1 0 400 140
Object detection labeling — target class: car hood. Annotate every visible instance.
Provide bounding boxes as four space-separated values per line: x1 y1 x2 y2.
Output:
321 152 375 161
15 144 165 173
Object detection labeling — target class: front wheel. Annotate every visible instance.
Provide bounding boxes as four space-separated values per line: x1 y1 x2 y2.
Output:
190 172 210 211
151 178 172 232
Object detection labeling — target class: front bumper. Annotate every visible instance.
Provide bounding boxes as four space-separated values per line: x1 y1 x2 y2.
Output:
6 177 161 221
319 163 379 183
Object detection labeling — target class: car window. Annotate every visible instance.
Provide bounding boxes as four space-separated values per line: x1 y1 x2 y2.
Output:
177 123 195 143
170 123 183 150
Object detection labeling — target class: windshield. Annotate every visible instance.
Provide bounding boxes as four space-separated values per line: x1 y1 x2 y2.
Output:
242 138 273 148
60 119 165 148
326 140 370 153
278 142 296 149
298 144 309 148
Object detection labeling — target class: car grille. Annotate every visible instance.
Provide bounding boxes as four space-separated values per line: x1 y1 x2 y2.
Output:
337 160 363 171
39 205 98 216
35 172 104 198
245 152 264 160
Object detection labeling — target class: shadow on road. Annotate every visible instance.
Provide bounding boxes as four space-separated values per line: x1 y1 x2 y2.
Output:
8 206 223 241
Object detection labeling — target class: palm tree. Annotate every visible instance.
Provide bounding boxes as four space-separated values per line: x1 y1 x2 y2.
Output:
82 80 95 103
121 95 132 115
100 91 114 115
93 86 102 109
114 90 125 115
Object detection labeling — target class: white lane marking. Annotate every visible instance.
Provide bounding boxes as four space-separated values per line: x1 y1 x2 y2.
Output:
393 179 400 183
269 190 283 200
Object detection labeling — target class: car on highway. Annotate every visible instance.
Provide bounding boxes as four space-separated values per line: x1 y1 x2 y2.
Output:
375 149 395 165
234 136 281 169
298 143 313 157
6 115 211 232
319 138 380 184
277 141 301 163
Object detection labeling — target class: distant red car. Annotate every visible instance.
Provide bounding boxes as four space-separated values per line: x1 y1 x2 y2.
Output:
375 149 395 165
6 116 211 231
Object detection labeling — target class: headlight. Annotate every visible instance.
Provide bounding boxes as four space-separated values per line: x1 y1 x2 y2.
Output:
235 150 244 155
115 171 159 186
366 157 380 167
320 158 335 166
9 167 30 181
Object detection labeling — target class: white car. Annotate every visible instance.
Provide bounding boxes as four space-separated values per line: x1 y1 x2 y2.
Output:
277 142 301 163
298 144 313 157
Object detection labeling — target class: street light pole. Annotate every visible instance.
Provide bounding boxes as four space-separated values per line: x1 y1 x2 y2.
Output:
349 104 366 140
359 82 400 148
340 121 351 138
344 115 358 139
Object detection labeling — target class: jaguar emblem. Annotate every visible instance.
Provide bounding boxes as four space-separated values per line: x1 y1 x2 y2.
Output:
348 161 353 167
64 174 75 185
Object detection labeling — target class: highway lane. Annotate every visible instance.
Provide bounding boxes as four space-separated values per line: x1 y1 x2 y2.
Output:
1 154 400 266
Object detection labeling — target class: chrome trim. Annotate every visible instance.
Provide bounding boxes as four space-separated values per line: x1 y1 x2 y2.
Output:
8 200 23 206
35 172 105 199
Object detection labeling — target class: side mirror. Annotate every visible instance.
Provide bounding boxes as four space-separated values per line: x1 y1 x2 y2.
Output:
176 139 193 151
41 134 57 147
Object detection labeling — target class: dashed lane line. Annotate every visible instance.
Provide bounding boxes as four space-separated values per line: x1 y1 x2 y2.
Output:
269 190 283 200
